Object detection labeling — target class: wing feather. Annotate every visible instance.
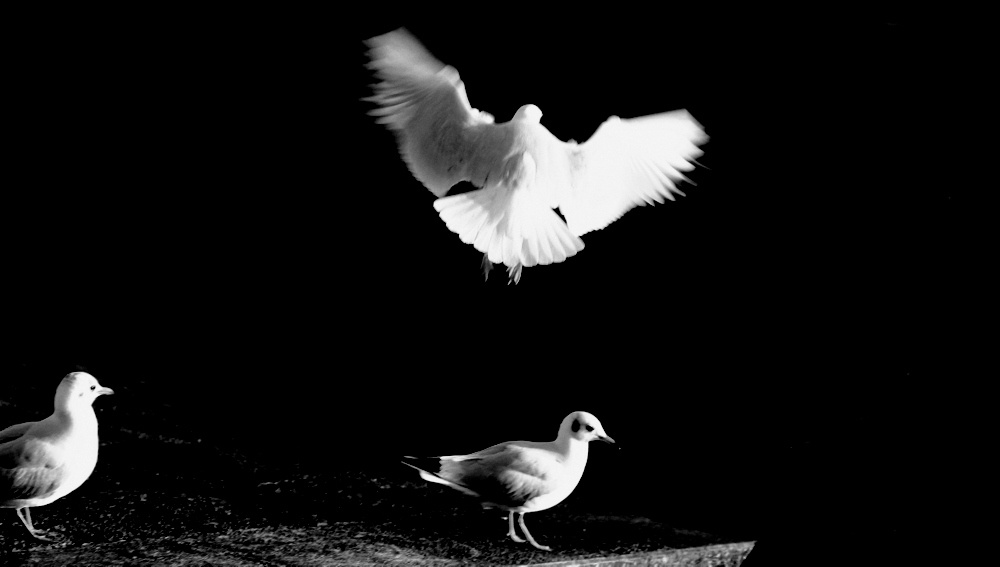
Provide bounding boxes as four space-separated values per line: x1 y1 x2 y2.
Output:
1 437 64 504
446 444 559 509
404 442 561 509
557 110 707 236
0 422 32 445
365 29 495 197
365 29 707 280
433 150 584 271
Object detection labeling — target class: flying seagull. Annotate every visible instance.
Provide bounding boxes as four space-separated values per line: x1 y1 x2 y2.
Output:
402 411 614 551
1 372 114 541
365 28 707 283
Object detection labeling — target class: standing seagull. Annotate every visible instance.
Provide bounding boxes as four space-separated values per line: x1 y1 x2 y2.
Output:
402 411 614 551
1 372 114 541
365 28 707 283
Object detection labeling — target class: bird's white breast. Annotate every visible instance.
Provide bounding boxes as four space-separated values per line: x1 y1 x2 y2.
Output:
520 441 589 513
34 410 101 505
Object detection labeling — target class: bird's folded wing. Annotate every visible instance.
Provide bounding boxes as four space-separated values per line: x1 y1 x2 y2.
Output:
0 438 63 502
557 110 707 236
434 174 584 268
439 441 512 463
451 444 558 508
0 422 32 445
365 29 493 197
401 457 481 497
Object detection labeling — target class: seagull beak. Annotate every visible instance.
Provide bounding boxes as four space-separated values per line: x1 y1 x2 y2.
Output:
98 387 114 396
600 435 615 444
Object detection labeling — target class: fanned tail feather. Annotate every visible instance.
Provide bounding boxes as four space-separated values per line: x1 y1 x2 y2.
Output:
433 187 584 271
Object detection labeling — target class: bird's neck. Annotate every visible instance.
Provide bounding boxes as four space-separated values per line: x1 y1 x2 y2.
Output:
54 404 98 430
555 435 590 466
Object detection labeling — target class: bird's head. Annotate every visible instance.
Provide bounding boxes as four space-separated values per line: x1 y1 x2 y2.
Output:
56 372 114 409
561 411 615 444
514 104 543 124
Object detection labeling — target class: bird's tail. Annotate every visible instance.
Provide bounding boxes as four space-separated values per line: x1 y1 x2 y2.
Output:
401 456 480 497
433 172 584 273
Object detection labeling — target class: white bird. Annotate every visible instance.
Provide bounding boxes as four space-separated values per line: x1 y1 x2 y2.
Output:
402 411 614 551
1 372 114 541
365 28 707 283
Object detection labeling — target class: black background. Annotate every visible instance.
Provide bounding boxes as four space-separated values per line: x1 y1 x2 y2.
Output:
3 6 979 563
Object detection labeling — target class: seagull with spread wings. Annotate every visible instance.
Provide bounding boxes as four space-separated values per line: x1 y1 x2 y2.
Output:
365 28 707 283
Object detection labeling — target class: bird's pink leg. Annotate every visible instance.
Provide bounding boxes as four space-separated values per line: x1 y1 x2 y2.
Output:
507 511 525 543
16 508 61 542
518 512 551 551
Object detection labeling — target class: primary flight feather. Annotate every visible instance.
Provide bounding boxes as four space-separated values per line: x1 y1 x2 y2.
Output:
365 28 707 283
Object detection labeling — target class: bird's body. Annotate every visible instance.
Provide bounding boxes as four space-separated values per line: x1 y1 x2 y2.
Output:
403 411 614 551
1 372 114 541
365 28 707 283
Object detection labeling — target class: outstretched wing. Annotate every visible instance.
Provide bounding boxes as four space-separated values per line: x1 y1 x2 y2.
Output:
555 110 707 236
365 28 495 197
365 30 706 279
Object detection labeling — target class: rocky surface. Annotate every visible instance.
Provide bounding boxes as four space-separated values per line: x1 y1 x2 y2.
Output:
1 380 753 565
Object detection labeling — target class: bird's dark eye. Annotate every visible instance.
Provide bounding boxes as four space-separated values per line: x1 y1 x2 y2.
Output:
90 385 96 391
585 425 595 433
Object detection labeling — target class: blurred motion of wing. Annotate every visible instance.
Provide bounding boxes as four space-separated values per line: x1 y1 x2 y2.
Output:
364 28 707 283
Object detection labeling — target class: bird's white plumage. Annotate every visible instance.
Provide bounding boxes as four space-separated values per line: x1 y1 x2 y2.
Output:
556 112 705 235
433 150 584 275
402 411 614 551
1 372 114 541
365 29 707 282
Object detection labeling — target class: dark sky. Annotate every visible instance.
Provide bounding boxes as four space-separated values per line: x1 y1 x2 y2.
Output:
8 12 967 377
4 8 976 551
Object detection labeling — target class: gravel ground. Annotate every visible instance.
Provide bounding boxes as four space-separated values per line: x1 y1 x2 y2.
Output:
0 447 752 565
1 379 754 566
0 433 753 564
1 520 752 566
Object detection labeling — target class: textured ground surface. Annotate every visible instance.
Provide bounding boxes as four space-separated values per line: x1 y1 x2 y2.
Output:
1 380 753 566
